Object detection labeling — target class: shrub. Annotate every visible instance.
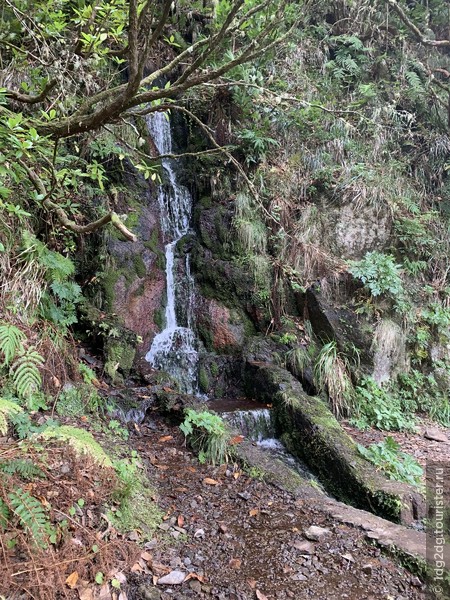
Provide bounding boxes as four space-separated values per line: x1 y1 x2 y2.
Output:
351 377 415 431
349 251 403 298
180 409 230 465
358 437 423 487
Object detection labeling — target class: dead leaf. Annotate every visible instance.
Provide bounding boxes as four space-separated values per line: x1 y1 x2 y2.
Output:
233 471 241 480
256 590 269 600
131 563 143 573
203 477 219 486
229 435 244 445
187 466 196 473
158 435 173 443
174 487 189 492
77 586 94 600
177 515 185 527
229 558 242 569
249 508 260 517
140 551 152 562
66 571 79 589
247 579 257 589
185 573 205 583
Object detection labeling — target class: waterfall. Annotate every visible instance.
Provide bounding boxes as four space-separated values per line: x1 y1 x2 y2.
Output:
145 112 199 394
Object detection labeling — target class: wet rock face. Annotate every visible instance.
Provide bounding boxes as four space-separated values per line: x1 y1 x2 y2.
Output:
306 284 373 371
196 298 247 353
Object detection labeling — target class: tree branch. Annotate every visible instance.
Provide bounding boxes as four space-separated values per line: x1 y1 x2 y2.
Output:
385 0 450 47
20 161 137 242
5 79 57 104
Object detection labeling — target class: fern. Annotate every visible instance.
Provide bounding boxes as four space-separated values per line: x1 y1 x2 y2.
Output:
0 459 45 480
11 348 44 399
405 70 425 98
0 498 10 531
8 487 55 548
40 425 113 467
0 323 25 366
0 398 23 435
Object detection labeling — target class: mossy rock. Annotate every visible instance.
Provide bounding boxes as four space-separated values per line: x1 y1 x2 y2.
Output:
244 362 425 524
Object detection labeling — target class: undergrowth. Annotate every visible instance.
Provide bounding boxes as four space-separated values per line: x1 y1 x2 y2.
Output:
180 409 231 465
358 437 423 487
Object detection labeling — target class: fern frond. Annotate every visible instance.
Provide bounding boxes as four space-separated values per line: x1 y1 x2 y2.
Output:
11 348 44 399
0 459 45 480
0 398 23 435
0 324 25 366
0 498 10 531
8 487 54 548
405 70 425 98
39 425 113 467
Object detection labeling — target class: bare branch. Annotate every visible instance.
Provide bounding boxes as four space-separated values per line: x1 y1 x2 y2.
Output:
5 79 57 105
20 161 137 242
385 0 450 47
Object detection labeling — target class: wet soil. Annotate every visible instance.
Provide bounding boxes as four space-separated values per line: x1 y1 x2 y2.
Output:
128 415 427 600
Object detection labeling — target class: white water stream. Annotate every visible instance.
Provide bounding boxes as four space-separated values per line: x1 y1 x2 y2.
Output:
145 112 199 393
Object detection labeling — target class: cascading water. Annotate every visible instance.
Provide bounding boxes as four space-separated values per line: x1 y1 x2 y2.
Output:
145 112 199 394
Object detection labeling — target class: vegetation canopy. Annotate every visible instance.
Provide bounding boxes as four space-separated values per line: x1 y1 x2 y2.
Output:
0 0 294 240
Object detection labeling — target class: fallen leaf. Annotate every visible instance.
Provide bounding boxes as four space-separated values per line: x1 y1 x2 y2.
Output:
77 585 94 600
203 477 219 486
187 466 196 473
175 487 189 493
66 571 79 589
177 515 185 527
249 508 260 517
158 435 173 443
229 558 242 569
233 471 241 480
185 573 205 583
247 579 257 589
130 563 143 573
140 551 152 562
229 435 244 445
256 590 269 600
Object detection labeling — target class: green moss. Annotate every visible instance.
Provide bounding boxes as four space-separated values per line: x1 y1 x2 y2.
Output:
199 196 212 209
102 268 120 311
198 367 210 393
210 361 219 377
133 255 147 278
144 228 160 253
153 307 165 331
125 211 139 230
110 460 162 539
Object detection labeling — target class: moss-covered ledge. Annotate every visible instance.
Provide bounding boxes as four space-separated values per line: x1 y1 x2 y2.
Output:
244 362 425 524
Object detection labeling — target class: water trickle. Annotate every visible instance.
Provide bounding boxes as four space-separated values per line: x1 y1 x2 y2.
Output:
145 112 199 394
225 408 275 442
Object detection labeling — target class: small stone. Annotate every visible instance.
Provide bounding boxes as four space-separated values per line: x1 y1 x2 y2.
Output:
137 585 161 600
291 573 308 581
410 576 423 587
292 540 315 554
194 528 205 539
362 564 373 576
157 570 186 585
304 526 330 541
424 428 448 443
128 530 140 541
189 580 202 594
238 492 251 501
341 553 355 563
219 524 228 534
183 558 192 567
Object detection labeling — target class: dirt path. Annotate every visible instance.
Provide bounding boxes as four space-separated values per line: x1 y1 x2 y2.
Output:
127 415 427 600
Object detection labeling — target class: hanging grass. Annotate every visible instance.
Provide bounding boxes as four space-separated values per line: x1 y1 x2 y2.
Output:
314 341 354 418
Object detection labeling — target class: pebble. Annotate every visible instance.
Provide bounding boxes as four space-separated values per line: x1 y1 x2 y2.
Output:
157 571 186 585
304 525 331 541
